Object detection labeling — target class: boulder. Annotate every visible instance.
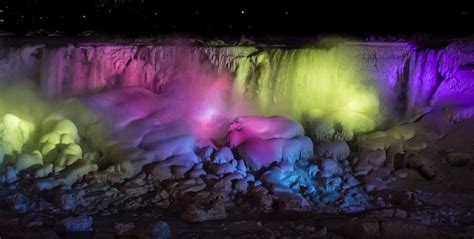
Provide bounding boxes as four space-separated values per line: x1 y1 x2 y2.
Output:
147 163 173 181
171 165 190 179
211 162 236 176
181 191 229 222
186 169 206 178
234 179 249 192
213 147 234 164
59 214 93 232
55 189 86 211
319 159 341 178
407 154 436 180
2 190 35 213
316 141 350 161
357 150 386 168
5 167 17 183
273 192 310 212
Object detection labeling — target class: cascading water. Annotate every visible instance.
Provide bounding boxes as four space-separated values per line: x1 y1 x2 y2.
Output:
0 42 417 140
234 46 381 139
406 49 443 114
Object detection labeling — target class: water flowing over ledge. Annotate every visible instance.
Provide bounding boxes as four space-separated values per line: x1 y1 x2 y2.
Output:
1 40 473 133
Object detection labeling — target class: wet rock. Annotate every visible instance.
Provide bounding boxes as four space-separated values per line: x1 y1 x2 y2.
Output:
33 160 98 191
369 167 392 179
55 189 86 211
274 192 310 212
59 214 93 232
358 149 386 168
211 162 236 176
234 179 249 192
2 190 35 213
213 147 234 164
252 180 263 188
339 188 369 212
193 162 203 170
320 159 341 178
152 189 171 209
245 174 255 182
230 159 238 167
447 152 472 167
270 184 293 193
121 182 151 198
362 168 392 192
261 167 283 185
148 163 173 181
403 139 427 152
342 174 360 190
5 167 17 183
223 172 244 181
154 189 169 200
203 173 219 186
171 165 190 179
308 165 319 178
198 146 213 160
407 154 436 180
186 168 206 178
213 178 233 193
236 159 247 173
182 191 229 222
393 169 409 178
320 176 343 192
149 221 171 239
256 194 274 213
364 180 387 192
177 182 207 195
316 140 350 160
278 160 294 172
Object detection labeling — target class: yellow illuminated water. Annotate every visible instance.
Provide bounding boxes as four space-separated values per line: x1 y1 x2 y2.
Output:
234 46 380 138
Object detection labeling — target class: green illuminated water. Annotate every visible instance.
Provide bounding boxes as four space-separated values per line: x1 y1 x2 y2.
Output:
234 46 380 139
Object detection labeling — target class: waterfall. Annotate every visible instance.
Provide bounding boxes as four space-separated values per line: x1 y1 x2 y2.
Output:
1 40 473 136
234 43 413 136
406 49 443 114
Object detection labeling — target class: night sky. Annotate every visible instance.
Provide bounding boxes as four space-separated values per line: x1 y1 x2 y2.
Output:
0 0 473 37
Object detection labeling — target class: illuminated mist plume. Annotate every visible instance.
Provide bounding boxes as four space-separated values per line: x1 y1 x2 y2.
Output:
234 45 380 139
145 47 255 144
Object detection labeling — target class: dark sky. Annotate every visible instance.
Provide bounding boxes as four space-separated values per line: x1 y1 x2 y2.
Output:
0 0 473 37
